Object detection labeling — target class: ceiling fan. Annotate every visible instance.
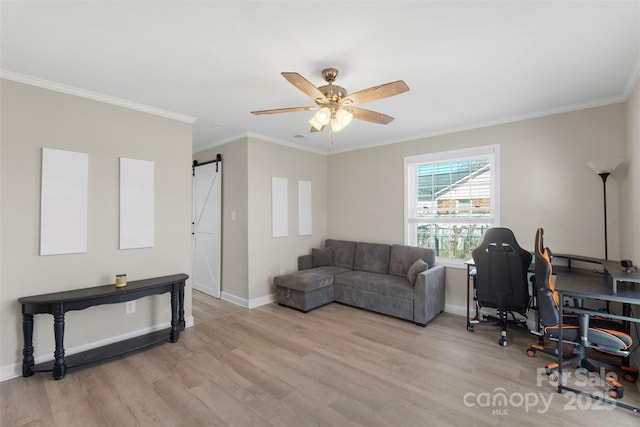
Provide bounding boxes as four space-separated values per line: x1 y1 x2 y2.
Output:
251 68 409 150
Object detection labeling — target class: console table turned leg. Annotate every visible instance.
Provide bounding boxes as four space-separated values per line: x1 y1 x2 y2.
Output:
52 309 67 380
170 289 179 343
21 311 35 377
178 286 185 331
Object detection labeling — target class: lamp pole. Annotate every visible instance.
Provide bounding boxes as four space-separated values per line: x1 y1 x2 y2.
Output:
598 172 610 260
588 159 621 261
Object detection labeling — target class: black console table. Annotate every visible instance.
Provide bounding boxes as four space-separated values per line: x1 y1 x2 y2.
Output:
19 273 188 380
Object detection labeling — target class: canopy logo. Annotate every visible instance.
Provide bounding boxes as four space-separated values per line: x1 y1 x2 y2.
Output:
463 367 621 415
463 387 553 415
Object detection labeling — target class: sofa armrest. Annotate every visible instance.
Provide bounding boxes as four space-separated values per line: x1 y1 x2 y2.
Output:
413 264 445 326
298 254 313 271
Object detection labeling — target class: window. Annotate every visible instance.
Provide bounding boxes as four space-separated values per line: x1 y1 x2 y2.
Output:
404 145 500 263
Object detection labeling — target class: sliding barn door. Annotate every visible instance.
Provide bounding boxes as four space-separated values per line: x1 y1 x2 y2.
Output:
192 162 221 298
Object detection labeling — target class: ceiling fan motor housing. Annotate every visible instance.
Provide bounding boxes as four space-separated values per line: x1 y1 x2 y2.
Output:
316 68 347 103
317 84 347 103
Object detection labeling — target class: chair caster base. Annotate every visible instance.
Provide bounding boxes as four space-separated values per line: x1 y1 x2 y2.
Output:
622 366 638 383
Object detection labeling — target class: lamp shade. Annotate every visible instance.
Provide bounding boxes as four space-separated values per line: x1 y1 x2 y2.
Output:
587 159 622 175
309 107 332 130
315 107 331 124
308 116 324 131
330 109 353 132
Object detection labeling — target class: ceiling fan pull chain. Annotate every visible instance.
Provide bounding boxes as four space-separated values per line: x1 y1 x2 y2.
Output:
329 127 334 152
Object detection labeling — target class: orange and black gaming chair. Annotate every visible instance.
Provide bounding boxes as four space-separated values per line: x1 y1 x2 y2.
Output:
527 227 637 397
470 227 532 346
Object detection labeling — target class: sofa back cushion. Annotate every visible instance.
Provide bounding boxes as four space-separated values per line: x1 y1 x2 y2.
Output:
353 242 391 274
325 239 357 269
389 244 435 278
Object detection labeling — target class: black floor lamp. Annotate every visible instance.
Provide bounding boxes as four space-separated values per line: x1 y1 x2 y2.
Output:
587 159 622 260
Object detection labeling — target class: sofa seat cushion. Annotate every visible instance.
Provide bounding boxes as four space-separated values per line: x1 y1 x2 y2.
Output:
274 266 350 293
334 270 414 300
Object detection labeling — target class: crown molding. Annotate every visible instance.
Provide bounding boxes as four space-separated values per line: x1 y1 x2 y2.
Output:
194 131 328 155
246 131 328 155
0 70 198 124
329 94 628 155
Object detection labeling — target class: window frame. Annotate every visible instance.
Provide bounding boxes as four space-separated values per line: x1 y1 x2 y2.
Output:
403 144 500 267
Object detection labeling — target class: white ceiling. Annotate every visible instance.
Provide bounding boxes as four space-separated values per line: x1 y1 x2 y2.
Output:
2 1 639 154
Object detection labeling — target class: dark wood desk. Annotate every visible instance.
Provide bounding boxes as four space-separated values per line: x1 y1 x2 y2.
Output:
19 273 188 380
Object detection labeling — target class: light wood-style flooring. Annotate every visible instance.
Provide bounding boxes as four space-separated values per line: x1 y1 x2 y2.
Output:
2 291 639 426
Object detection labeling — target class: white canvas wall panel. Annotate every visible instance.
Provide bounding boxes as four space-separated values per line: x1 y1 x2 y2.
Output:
272 177 288 238
40 148 89 255
120 157 155 249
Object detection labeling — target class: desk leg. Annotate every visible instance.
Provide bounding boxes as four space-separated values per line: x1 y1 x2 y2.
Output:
621 302 632 368
52 308 66 380
170 289 179 343
466 268 471 330
466 265 476 331
557 299 564 394
21 311 34 377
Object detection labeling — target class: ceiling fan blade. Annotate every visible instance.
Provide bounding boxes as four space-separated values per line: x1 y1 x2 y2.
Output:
251 106 316 115
341 80 409 106
310 125 325 133
282 72 328 103
350 107 395 125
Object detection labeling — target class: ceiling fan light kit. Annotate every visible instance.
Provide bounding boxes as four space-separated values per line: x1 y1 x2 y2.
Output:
331 109 353 132
251 68 409 150
309 107 331 130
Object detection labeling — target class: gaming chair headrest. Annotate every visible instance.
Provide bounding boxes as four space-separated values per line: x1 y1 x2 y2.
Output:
535 227 553 261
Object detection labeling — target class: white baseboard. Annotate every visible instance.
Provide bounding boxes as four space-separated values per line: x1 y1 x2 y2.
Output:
444 303 467 317
221 292 249 308
249 294 276 309
0 316 194 382
224 293 463 315
221 292 275 309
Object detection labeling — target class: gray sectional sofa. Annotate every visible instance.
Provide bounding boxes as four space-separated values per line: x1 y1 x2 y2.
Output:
274 239 445 326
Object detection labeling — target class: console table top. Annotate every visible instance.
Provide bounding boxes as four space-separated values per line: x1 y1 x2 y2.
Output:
19 273 189 305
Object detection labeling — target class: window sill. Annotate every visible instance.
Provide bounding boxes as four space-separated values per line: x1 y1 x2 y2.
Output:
436 258 470 270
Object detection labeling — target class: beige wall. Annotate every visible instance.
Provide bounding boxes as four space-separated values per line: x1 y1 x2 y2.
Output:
622 80 640 373
247 137 327 303
327 103 628 314
195 136 327 306
0 79 193 379
623 79 640 265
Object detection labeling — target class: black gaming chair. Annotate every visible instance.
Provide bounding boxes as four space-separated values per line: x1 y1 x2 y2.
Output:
470 227 532 346
527 227 637 397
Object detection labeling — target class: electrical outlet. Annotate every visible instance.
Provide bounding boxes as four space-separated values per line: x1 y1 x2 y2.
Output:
125 301 136 314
